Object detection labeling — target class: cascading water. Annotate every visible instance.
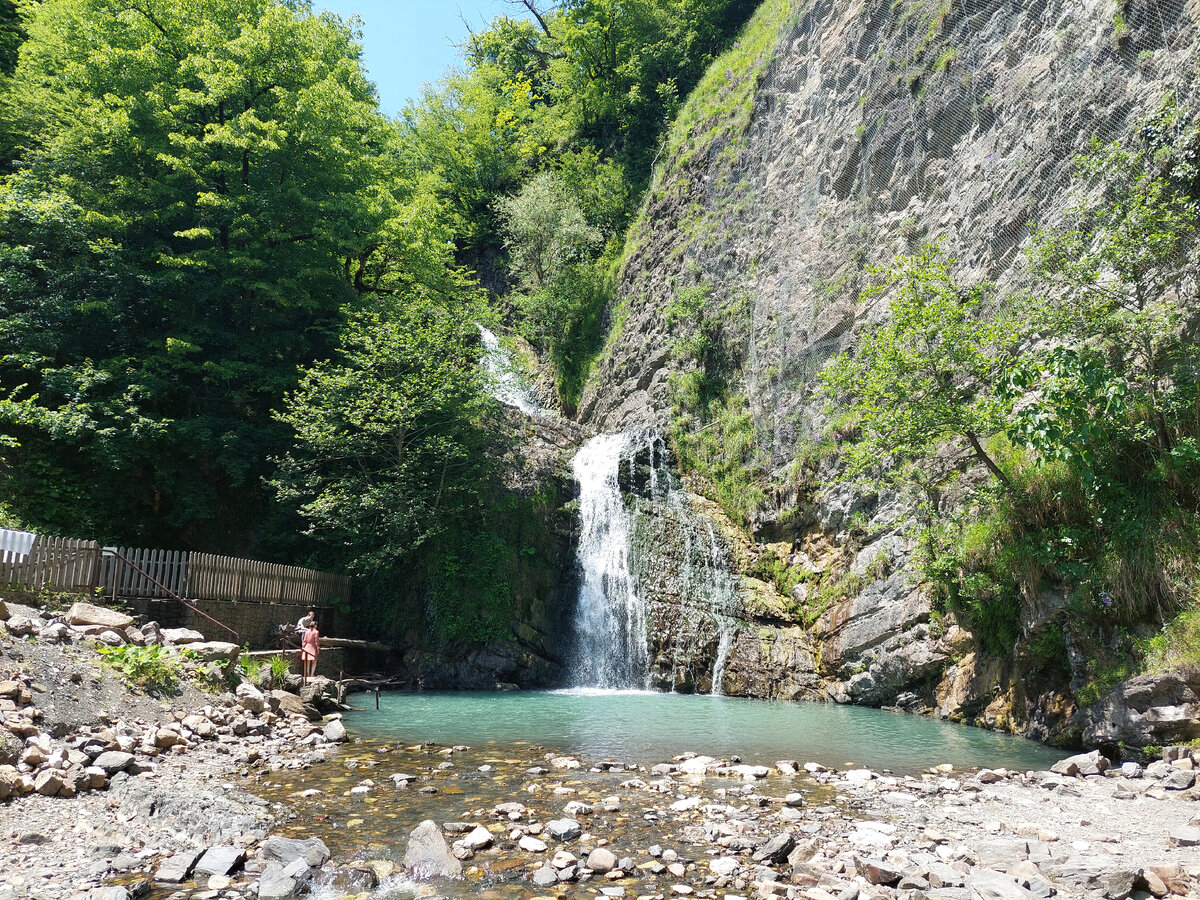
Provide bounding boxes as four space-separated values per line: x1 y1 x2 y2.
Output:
478 325 543 416
569 430 742 694
570 433 649 688
704 522 738 696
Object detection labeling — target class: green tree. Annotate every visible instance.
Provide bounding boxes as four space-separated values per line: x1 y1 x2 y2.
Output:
498 170 601 291
1028 137 1197 457
0 0 400 548
822 244 1020 491
272 288 493 573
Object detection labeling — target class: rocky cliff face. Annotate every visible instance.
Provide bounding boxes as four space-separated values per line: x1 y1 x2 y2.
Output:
579 0 1200 745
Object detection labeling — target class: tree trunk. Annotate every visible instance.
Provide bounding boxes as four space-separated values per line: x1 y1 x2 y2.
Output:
963 430 1017 494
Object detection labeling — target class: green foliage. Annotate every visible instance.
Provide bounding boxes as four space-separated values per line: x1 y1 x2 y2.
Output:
1026 134 1198 463
499 171 602 291
97 643 185 693
748 553 812 599
822 243 1020 491
268 653 292 687
1076 653 1137 707
1028 623 1069 674
403 0 759 403
0 0 431 550
665 0 794 169
673 391 766 529
1142 604 1200 673
665 283 718 362
498 169 615 410
241 654 263 684
272 288 493 574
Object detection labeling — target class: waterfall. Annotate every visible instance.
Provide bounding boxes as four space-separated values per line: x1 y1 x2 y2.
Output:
568 430 741 694
478 325 542 416
711 624 733 696
570 433 648 689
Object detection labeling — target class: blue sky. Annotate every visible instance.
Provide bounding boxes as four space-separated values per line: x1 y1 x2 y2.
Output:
318 1 532 117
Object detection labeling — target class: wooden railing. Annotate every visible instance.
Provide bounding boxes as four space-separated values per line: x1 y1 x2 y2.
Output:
98 546 188 599
0 528 349 608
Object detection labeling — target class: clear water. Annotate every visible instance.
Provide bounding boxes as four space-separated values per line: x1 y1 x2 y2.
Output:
345 689 1063 773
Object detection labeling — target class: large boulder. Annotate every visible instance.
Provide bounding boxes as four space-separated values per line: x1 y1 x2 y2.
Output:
323 719 348 743
258 836 331 868
185 641 240 662
64 602 133 630
1082 669 1200 746
236 682 266 714
160 627 205 644
270 690 314 720
0 598 9 620
403 820 462 879
1050 750 1110 777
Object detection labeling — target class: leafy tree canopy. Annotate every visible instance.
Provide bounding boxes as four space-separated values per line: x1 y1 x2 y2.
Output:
0 0 450 548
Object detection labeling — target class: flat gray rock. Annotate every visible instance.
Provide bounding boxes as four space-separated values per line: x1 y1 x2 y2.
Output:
161 627 205 644
545 818 582 841
156 850 202 883
967 871 1037 899
257 861 297 900
194 846 246 877
91 751 134 774
258 836 330 867
1163 768 1196 790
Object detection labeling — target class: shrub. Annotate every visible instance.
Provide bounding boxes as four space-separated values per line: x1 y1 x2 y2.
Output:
268 654 292 688
97 644 185 693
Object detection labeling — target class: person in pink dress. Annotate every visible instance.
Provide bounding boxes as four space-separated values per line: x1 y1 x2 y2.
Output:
300 622 320 680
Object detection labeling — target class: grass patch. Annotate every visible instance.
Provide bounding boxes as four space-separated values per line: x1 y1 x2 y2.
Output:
919 434 1200 657
664 0 799 172
1141 604 1200 673
672 389 767 529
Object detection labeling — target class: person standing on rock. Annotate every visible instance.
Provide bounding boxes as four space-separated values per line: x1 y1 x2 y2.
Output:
300 621 320 681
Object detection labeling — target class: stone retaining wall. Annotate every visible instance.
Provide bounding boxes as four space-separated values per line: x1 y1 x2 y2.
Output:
125 596 343 650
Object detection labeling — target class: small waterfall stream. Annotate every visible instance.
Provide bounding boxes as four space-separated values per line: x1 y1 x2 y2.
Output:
478 325 543 416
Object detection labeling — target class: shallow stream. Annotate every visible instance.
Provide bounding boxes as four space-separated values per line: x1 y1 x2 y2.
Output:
167 691 1065 900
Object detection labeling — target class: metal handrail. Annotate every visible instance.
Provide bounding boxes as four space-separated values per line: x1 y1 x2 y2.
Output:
102 548 239 642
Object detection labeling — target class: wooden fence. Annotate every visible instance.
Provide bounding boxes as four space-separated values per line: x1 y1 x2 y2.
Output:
0 536 99 593
0 528 350 608
189 553 351 606
97 547 189 600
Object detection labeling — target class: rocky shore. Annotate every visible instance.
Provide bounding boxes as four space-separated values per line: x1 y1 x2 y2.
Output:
262 742 1199 900
2 597 1200 900
0 597 353 900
